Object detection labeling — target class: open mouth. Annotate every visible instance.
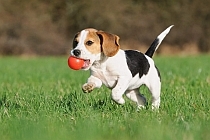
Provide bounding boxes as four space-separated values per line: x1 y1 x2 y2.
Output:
82 59 91 69
70 54 91 69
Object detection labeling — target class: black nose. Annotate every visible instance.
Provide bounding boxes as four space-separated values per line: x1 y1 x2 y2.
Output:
73 49 81 56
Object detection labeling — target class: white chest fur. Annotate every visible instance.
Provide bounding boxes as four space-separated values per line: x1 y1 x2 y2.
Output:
90 50 132 89
91 61 118 88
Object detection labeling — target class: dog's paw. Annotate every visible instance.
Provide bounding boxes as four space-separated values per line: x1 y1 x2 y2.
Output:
111 94 125 104
82 83 95 93
116 98 125 104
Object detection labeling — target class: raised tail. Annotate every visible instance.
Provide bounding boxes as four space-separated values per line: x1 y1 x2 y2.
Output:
145 25 174 58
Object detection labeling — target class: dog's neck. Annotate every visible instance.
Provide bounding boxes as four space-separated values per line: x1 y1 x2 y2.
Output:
92 53 108 69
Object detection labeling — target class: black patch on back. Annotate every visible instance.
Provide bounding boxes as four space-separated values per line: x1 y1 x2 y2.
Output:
125 50 150 77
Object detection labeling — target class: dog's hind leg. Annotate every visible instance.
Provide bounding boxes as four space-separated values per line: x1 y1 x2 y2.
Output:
147 81 161 109
125 89 146 108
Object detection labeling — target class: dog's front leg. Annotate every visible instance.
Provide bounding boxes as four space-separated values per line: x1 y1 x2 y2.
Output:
82 75 102 93
111 76 130 104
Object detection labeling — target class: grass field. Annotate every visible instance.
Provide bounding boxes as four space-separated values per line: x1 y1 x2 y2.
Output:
0 55 210 140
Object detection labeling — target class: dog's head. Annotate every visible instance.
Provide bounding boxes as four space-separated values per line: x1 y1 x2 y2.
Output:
71 28 120 70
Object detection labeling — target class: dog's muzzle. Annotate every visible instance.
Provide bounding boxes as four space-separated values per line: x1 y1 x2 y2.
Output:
71 49 91 70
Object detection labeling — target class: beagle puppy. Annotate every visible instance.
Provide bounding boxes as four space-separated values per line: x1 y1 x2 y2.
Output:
71 25 173 109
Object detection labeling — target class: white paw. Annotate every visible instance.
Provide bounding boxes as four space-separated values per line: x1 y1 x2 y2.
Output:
116 98 125 104
112 94 125 104
152 98 160 110
137 105 146 109
152 105 160 110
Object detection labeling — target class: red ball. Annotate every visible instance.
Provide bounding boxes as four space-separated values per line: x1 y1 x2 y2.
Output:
68 56 84 70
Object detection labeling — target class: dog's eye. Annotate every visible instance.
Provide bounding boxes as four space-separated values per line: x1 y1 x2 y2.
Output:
86 40 94 46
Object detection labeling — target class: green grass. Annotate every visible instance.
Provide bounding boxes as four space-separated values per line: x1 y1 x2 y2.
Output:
0 55 210 140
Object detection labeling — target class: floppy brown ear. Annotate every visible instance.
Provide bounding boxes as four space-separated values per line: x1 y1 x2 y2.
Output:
97 31 120 57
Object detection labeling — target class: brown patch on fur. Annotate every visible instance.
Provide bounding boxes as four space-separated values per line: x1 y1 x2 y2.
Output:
84 29 101 54
73 28 120 56
97 31 120 57
85 28 98 32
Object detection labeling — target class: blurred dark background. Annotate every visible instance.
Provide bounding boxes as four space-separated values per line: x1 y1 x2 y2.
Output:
0 0 209 56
